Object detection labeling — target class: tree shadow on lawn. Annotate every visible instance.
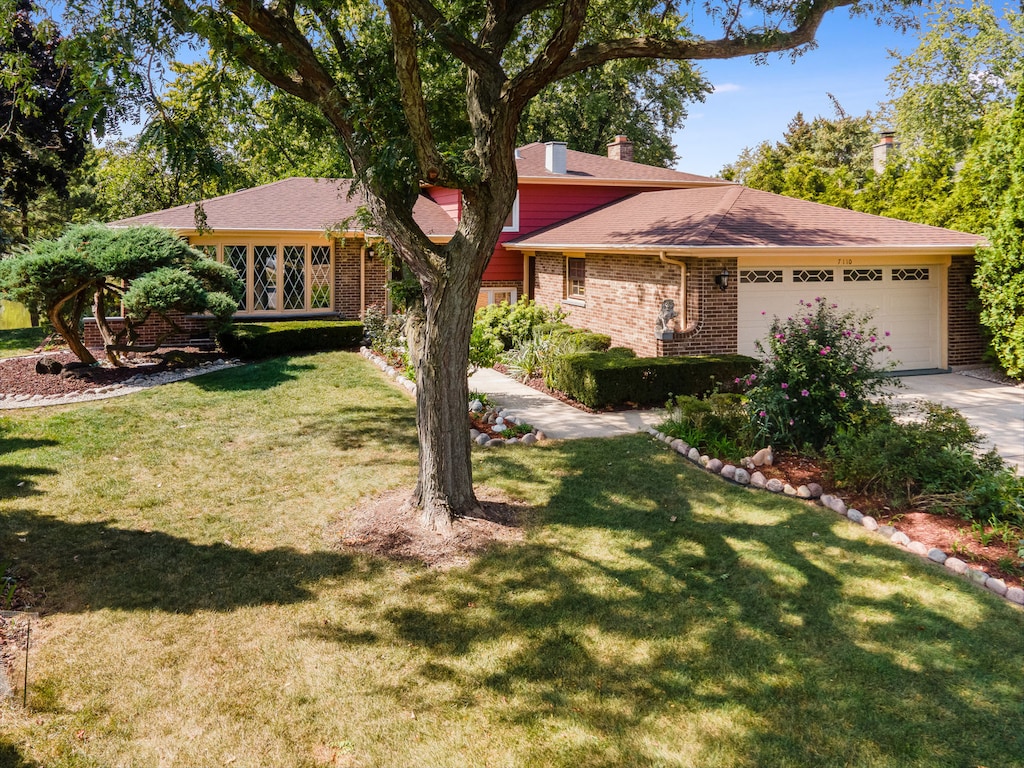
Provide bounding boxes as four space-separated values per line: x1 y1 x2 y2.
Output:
0 508 364 614
0 436 58 500
187 356 317 391
374 437 1024 767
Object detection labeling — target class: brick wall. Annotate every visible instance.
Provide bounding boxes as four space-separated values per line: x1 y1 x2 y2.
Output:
83 312 207 348
532 251 738 357
335 239 363 318
947 254 988 367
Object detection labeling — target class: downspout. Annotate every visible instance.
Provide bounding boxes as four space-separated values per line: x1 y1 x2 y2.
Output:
659 250 689 331
359 241 366 318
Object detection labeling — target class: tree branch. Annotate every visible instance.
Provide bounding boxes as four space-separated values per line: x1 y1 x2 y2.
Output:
384 0 449 184
392 0 503 78
552 0 857 80
505 0 589 111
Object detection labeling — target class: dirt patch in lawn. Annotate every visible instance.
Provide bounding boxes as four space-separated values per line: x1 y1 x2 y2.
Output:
335 487 529 570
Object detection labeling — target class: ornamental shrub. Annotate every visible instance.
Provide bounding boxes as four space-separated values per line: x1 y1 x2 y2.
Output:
473 298 566 350
744 297 895 450
217 320 363 358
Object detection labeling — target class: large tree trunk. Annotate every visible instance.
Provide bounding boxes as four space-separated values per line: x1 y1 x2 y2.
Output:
405 255 484 531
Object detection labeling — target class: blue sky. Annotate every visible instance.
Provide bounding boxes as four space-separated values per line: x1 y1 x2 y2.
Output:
674 12 922 177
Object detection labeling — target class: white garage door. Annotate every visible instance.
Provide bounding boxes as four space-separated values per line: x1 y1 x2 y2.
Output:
737 266 942 372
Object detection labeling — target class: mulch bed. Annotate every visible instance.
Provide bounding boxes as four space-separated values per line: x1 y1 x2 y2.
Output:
0 348 225 397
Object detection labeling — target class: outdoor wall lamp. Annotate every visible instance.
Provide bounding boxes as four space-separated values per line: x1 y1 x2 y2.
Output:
713 267 730 292
365 246 376 261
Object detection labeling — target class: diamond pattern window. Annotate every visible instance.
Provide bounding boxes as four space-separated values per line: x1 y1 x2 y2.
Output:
892 268 929 281
282 245 306 310
310 245 332 309
843 268 882 282
794 269 834 283
740 270 783 284
253 245 277 310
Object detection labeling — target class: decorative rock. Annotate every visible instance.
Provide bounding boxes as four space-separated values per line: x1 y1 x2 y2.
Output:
687 447 700 462
907 541 929 556
492 423 507 432
783 483 798 496
475 434 490 446
750 471 767 489
927 548 947 564
751 446 774 467
35 357 64 375
796 485 812 499
520 433 538 446
675 442 690 455
485 438 505 448
1006 587 1024 605
469 429 480 440
828 497 847 516
806 483 824 498
495 416 505 426
733 468 751 485
535 431 546 441
847 509 864 524
967 568 989 586
706 458 724 474
986 578 1008 597
891 532 911 547
944 557 968 575
699 455 710 467
720 464 736 480
670 439 683 452
819 493 833 507
861 516 879 532
878 525 896 538
765 478 784 493
740 456 753 469
505 437 519 446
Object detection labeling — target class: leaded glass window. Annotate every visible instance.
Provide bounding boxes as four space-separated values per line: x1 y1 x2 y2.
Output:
310 245 332 309
253 245 277 310
282 245 306 310
224 245 247 309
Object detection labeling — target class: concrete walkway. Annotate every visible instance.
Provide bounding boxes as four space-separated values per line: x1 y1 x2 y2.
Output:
470 367 1024 470
886 373 1024 470
468 368 665 439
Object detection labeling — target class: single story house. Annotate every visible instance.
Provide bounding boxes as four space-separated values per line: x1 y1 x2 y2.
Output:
102 137 987 372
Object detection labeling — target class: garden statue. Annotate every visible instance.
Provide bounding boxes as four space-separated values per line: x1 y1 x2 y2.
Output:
656 299 678 340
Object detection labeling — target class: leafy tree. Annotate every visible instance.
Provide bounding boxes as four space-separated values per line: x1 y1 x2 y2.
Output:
0 224 242 365
721 105 875 205
882 0 1023 158
42 0 917 529
519 58 709 167
0 0 89 247
974 84 1024 377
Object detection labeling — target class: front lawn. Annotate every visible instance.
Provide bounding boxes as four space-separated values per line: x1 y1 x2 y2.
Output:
1 351 1022 767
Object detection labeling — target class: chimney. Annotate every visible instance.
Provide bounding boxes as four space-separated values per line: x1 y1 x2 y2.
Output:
545 141 567 174
872 131 897 173
607 135 634 163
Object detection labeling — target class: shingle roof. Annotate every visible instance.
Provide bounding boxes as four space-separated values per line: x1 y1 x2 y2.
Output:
111 177 457 237
513 142 726 187
506 186 983 251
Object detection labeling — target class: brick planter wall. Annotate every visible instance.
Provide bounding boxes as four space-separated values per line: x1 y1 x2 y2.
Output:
83 312 207 348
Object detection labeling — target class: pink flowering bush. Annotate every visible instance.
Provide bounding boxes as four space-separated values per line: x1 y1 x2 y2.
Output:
744 298 896 450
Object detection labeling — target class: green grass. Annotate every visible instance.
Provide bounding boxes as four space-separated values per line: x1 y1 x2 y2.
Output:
0 326 47 359
1 350 1022 767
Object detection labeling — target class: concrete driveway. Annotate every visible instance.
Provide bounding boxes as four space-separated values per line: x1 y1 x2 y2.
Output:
885 373 1024 470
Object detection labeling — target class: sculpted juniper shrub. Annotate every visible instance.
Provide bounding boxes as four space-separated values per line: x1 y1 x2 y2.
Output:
744 298 896 450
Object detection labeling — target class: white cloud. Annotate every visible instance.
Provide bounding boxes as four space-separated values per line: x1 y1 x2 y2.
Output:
712 83 743 94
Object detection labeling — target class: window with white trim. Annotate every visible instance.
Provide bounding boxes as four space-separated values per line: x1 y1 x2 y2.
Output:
501 191 521 232
476 287 518 310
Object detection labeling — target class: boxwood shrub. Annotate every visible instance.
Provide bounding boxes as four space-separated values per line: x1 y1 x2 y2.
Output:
546 350 758 408
217 320 364 359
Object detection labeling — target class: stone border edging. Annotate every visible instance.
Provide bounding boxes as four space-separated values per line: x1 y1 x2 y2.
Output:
0 358 242 410
359 347 545 448
643 426 1024 610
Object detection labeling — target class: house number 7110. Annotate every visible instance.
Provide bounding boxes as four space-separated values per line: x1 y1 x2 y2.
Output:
837 258 853 265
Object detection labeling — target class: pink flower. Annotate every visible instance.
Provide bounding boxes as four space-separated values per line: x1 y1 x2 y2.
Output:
781 382 788 389
819 347 830 355
839 390 847 398
759 410 767 418
801 389 809 397
869 335 876 342
884 331 891 337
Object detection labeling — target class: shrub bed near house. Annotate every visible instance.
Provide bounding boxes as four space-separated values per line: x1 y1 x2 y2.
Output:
217 320 364 358
546 350 757 408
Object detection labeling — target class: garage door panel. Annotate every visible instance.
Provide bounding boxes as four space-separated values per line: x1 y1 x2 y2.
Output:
738 266 941 372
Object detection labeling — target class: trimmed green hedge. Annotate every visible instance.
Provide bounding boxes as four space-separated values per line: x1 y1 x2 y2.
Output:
531 323 611 351
217 320 364 359
545 350 758 408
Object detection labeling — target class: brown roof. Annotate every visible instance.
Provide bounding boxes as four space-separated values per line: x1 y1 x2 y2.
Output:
506 186 983 251
111 177 457 237
513 142 727 187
